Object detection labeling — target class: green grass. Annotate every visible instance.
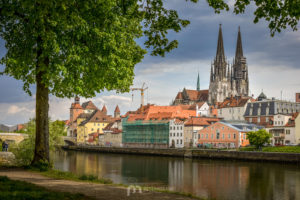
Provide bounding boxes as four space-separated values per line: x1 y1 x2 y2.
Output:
0 176 92 200
240 146 300 153
31 168 113 184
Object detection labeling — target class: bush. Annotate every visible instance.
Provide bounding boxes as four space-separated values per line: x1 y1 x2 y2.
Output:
246 129 271 150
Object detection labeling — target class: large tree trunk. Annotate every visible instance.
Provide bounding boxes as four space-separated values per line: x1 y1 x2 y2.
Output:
31 35 50 165
32 69 49 165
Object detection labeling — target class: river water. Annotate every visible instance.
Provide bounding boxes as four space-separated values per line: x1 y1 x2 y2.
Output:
52 150 300 200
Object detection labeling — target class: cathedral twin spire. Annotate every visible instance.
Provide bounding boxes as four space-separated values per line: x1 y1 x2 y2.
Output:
208 24 249 104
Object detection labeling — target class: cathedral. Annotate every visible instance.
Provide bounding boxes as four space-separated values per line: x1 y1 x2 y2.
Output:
173 25 249 106
208 25 249 104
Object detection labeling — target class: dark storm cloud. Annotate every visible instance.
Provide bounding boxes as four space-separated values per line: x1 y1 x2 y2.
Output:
138 0 300 70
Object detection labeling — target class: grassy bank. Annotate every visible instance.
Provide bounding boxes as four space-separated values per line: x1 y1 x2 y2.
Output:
30 168 204 199
240 146 300 153
31 168 113 184
0 176 93 200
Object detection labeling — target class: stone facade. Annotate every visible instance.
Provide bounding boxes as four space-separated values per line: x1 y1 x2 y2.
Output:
209 26 249 104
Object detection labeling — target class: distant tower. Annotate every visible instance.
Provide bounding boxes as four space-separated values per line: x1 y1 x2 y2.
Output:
197 72 200 91
232 26 249 97
208 24 232 104
102 105 107 115
114 105 120 118
69 96 83 137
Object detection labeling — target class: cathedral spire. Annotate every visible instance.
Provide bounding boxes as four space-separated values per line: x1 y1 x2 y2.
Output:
235 26 243 59
216 24 225 62
197 72 200 91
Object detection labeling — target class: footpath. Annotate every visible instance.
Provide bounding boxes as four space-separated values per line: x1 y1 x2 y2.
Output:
0 168 197 200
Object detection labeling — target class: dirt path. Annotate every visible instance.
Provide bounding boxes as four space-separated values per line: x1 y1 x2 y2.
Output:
0 169 197 200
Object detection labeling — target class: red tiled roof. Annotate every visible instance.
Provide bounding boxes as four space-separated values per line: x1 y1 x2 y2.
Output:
81 101 97 110
218 96 251 108
175 89 209 101
184 117 220 126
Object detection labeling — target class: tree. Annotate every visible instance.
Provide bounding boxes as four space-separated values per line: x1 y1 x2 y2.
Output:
0 0 193 166
0 0 298 166
246 129 271 150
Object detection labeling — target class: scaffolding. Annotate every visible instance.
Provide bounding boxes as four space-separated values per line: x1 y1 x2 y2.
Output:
122 118 169 145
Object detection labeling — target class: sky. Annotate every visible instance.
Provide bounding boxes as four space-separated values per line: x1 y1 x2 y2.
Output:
0 0 300 125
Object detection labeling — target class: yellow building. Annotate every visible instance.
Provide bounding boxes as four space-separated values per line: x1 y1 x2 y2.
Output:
77 109 113 143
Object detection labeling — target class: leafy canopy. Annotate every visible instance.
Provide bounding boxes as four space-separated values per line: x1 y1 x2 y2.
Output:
246 129 271 149
0 0 194 98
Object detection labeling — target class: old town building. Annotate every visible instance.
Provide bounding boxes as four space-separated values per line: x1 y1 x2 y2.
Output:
244 93 300 126
266 113 300 145
197 121 263 148
217 96 253 121
184 117 220 147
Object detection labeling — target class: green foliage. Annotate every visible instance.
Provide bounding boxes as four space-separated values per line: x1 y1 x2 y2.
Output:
0 176 89 200
246 129 271 150
11 119 67 166
207 0 300 36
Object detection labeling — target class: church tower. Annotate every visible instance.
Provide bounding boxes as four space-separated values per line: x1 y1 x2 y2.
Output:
232 27 249 96
209 25 232 104
197 72 200 91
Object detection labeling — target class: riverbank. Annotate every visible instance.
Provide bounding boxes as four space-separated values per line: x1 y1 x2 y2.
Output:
63 145 300 163
0 168 199 200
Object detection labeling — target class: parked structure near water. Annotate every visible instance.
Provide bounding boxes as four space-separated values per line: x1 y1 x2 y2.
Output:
197 121 263 148
184 117 220 147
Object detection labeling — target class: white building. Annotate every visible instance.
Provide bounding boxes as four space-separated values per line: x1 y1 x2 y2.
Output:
266 113 300 145
196 102 210 117
217 96 252 121
169 119 184 148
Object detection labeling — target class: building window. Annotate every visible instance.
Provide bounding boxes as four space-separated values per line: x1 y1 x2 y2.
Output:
177 133 179 137
201 134 204 138
266 117 269 122
222 133 225 139
181 126 182 130
173 133 175 137
180 140 182 144
206 134 208 139
198 134 200 139
257 117 261 123
91 128 94 131
233 134 236 139
216 130 220 139
170 127 172 130
211 134 214 139
180 133 182 137
286 130 290 135
170 133 172 137
177 140 179 144
228 134 231 139
177 127 179 130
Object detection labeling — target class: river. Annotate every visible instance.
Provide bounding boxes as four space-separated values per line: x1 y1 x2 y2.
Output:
52 149 300 200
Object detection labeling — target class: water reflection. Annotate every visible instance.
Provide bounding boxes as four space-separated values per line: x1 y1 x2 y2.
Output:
52 150 300 200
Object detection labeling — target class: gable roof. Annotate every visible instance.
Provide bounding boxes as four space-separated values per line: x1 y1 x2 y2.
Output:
218 96 252 108
81 101 98 110
79 109 113 126
184 117 220 126
175 89 209 102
